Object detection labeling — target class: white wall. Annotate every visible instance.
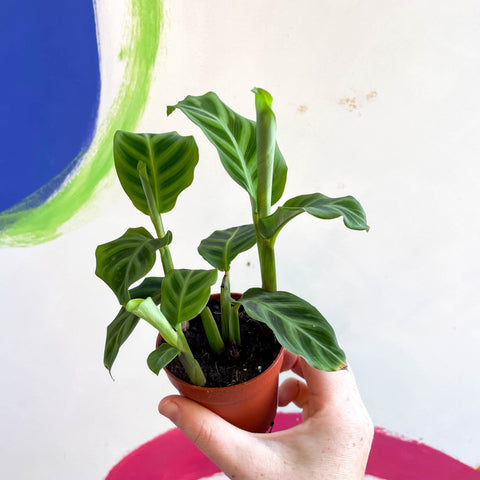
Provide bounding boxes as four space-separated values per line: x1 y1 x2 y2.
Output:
1 1 479 478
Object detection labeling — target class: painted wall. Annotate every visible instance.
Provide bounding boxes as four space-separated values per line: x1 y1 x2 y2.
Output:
0 1 479 478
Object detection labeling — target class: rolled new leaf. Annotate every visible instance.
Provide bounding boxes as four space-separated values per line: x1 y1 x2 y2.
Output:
113 131 199 215
259 193 369 240
126 297 179 347
104 277 164 374
95 228 172 305
160 269 218 327
198 224 257 271
253 87 276 218
167 91 287 209
238 288 346 371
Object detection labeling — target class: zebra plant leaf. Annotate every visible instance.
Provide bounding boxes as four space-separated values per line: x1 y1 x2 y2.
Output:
95 227 172 305
167 91 287 209
160 269 218 327
104 279 163 375
259 193 369 240
198 224 257 271
238 288 346 371
104 308 141 376
147 343 181 375
113 130 199 215
128 276 164 299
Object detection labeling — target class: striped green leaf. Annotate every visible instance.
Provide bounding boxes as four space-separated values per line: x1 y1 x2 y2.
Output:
160 269 218 327
198 224 257 271
104 308 141 375
104 278 163 375
167 91 287 209
113 130 199 215
147 343 180 375
128 276 164 299
238 288 346 371
259 193 369 240
95 227 172 305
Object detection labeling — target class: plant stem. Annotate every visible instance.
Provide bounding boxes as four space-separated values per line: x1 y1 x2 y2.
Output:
253 214 277 291
137 164 211 382
220 271 231 341
259 238 277 291
137 162 174 273
176 327 206 386
230 303 241 345
221 272 241 344
200 307 225 355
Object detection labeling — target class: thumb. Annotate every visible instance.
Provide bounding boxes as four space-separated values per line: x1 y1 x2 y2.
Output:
158 395 258 473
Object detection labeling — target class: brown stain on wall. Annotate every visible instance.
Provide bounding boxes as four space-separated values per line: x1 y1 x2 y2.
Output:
339 97 359 112
338 90 378 114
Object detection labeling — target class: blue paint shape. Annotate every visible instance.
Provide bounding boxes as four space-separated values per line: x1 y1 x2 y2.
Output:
0 0 100 212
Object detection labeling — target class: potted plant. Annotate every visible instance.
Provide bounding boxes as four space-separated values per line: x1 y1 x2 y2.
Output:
95 88 369 432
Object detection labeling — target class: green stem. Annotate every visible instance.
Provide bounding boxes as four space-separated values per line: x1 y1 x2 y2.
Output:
259 238 277 291
253 214 277 291
137 162 174 273
230 303 241 345
221 271 241 344
176 327 206 386
137 163 206 384
200 307 225 355
220 271 231 341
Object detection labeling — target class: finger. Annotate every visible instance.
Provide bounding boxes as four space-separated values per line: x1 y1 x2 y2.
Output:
158 395 261 474
280 351 300 372
282 355 320 380
281 353 361 409
278 377 310 408
299 360 361 406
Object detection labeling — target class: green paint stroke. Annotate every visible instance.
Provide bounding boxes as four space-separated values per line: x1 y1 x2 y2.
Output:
0 0 163 247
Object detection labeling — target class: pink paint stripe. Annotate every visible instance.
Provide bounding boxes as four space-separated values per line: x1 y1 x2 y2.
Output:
104 413 301 480
105 427 219 480
368 427 480 480
105 414 480 480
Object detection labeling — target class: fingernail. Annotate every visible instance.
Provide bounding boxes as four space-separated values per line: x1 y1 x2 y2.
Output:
159 399 180 424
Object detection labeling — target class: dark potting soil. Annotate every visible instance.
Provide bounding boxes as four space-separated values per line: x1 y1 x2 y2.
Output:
166 298 282 388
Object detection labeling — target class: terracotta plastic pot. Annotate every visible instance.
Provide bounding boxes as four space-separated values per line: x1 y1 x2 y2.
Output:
160 293 285 433
166 347 284 432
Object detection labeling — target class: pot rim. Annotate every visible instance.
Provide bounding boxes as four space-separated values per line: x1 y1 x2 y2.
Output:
165 346 285 392
160 291 284 391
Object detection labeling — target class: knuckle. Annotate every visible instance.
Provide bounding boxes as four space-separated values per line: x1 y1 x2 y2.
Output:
191 421 215 447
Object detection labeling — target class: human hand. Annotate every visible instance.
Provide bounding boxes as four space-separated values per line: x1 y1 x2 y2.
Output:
158 351 374 479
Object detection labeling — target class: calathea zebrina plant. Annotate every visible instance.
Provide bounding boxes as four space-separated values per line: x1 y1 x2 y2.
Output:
95 87 369 387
